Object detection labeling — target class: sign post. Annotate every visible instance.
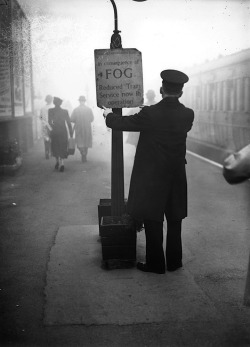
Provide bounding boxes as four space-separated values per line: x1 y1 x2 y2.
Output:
95 0 144 268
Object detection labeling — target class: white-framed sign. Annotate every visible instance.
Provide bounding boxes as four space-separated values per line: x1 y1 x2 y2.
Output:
94 48 143 109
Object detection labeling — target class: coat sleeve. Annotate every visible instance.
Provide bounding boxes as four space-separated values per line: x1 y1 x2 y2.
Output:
106 107 151 132
65 111 73 137
48 109 53 127
190 110 195 131
70 109 76 123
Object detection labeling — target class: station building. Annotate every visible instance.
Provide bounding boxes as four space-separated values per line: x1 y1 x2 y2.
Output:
0 0 34 169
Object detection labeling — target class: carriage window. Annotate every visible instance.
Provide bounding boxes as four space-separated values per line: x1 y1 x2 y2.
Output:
223 80 234 111
208 83 216 111
236 78 244 112
195 86 201 110
243 77 250 113
215 82 223 111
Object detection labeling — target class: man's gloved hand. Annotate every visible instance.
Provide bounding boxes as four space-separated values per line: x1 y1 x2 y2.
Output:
102 106 112 120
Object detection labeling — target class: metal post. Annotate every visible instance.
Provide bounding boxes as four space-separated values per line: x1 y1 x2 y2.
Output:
109 0 125 216
110 0 118 32
111 111 125 216
98 0 145 268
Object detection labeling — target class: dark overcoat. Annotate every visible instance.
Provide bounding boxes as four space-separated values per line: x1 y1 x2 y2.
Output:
106 97 194 222
48 107 73 159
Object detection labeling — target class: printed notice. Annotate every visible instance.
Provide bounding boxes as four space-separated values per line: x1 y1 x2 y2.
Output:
94 48 143 109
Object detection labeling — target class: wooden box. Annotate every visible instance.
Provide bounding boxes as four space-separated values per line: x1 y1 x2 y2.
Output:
100 215 136 268
98 198 127 235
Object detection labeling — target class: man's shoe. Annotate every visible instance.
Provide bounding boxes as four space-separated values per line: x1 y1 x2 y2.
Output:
55 162 59 170
167 262 183 272
137 262 165 274
59 165 64 172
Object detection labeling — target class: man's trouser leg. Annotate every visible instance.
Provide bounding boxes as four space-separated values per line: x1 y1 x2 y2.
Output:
166 220 182 270
79 147 88 162
144 219 165 273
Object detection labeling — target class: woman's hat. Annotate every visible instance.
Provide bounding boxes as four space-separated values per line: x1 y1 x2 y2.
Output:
53 97 63 105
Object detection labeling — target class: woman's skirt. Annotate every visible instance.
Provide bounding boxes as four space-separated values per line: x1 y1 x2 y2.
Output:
51 132 68 159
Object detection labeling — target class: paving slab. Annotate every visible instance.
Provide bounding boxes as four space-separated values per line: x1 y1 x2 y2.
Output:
44 225 220 326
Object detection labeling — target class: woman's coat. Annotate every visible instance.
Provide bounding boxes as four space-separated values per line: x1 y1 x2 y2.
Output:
48 107 73 159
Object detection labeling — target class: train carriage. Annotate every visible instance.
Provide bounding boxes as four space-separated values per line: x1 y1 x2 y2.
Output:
182 49 250 162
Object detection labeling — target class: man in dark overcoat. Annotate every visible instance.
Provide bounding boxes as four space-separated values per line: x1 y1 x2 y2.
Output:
103 69 194 274
71 96 94 163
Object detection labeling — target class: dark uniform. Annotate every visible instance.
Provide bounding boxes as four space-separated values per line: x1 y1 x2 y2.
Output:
105 70 194 273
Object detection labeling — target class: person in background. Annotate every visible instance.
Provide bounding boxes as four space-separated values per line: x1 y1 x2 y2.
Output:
145 89 157 106
39 94 53 159
126 89 157 148
103 69 194 274
48 97 73 172
71 96 94 163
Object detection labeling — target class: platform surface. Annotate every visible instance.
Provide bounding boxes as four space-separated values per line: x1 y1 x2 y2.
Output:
44 225 219 326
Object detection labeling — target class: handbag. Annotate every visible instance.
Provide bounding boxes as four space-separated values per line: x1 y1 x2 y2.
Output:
223 144 250 184
68 138 76 155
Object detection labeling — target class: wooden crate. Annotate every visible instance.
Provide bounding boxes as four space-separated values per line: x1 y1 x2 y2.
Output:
98 199 127 235
100 215 136 268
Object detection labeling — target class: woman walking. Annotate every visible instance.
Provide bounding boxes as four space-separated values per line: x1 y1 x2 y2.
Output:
48 97 73 172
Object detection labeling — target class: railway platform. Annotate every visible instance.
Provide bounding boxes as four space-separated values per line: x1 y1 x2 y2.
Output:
1 129 250 346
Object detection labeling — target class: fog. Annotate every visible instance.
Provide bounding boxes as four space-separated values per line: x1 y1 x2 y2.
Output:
18 0 250 114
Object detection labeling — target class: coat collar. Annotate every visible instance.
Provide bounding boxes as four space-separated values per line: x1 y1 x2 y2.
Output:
161 97 180 105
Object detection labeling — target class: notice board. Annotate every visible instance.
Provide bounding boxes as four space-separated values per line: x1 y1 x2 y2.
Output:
94 48 143 108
